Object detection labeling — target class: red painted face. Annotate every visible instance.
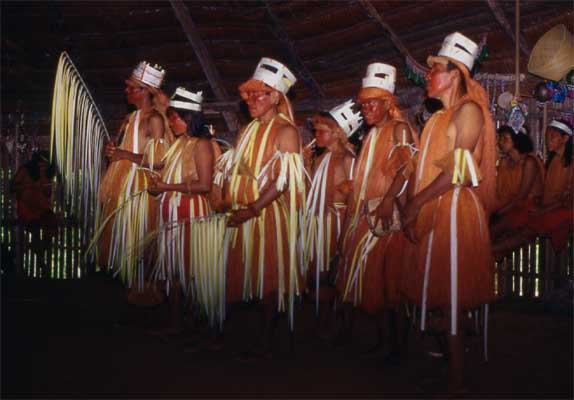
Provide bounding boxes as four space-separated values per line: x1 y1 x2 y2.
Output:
124 83 148 106
359 98 387 126
425 63 455 98
168 110 188 136
314 126 337 148
546 127 568 153
244 90 276 119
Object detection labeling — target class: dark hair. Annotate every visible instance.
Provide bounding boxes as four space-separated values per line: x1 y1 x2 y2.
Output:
497 125 533 154
546 119 573 167
167 107 212 139
316 111 336 123
25 150 56 181
446 61 467 94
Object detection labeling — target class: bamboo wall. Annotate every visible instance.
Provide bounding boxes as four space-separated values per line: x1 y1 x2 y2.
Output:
1 168 91 279
496 237 573 299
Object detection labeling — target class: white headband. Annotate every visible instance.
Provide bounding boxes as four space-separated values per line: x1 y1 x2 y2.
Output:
549 120 573 136
362 63 396 94
131 61 165 89
169 87 203 112
329 100 363 137
251 57 297 94
436 32 479 70
169 100 201 112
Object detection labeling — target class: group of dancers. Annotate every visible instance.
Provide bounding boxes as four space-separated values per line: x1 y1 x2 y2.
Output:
95 31 573 390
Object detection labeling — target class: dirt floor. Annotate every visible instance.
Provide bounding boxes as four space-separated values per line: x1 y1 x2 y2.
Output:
2 272 573 399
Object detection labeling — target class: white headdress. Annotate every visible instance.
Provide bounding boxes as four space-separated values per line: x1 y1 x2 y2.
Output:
429 32 479 71
169 87 203 112
251 57 297 94
549 120 573 136
329 100 363 137
131 61 166 89
362 63 396 94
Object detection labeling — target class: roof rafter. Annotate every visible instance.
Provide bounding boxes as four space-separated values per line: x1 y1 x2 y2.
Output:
263 1 325 99
170 0 241 133
485 0 530 57
359 0 417 61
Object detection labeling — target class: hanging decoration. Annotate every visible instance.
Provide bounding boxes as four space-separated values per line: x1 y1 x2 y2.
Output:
533 81 553 103
50 52 110 246
507 99 528 133
505 0 528 134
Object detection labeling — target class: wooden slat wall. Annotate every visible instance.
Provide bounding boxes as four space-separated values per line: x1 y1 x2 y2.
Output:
1 170 89 279
496 237 573 299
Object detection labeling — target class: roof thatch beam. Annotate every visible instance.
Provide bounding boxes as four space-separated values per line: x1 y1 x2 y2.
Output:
359 0 415 60
263 1 325 99
485 0 530 57
169 0 240 133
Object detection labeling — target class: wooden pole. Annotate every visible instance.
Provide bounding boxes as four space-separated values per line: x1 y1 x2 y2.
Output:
542 102 548 161
485 0 530 57
514 0 520 97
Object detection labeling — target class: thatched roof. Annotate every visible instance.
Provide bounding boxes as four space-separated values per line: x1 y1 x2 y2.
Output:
2 0 573 140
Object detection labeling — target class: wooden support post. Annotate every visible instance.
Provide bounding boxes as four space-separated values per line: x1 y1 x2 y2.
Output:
169 0 240 134
514 0 520 97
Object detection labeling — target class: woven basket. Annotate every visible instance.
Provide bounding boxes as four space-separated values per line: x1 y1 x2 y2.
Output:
528 24 574 82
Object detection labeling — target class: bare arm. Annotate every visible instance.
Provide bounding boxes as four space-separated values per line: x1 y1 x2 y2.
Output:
229 124 300 226
106 112 165 165
148 139 214 195
403 102 484 233
499 157 537 214
374 122 414 228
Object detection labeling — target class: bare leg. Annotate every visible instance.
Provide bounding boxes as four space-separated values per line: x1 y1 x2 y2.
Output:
148 281 182 336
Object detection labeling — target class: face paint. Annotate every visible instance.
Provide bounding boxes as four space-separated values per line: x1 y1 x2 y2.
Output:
359 98 387 126
168 110 188 136
425 63 454 98
244 90 276 119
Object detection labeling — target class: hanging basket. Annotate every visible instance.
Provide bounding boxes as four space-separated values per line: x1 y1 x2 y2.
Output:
528 24 574 82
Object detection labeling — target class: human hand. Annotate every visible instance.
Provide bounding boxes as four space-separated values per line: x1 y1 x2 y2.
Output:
401 199 420 244
105 143 127 162
147 174 164 196
227 205 259 227
401 199 420 229
372 196 394 232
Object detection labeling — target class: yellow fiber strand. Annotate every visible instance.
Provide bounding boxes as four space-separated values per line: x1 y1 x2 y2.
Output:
50 52 110 256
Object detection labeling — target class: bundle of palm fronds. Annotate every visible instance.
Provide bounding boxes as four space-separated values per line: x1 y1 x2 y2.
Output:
50 52 110 251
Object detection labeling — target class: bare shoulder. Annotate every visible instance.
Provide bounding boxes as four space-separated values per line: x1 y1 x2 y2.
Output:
393 121 412 142
196 137 213 154
146 110 164 125
145 110 165 138
454 101 483 124
276 122 300 152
